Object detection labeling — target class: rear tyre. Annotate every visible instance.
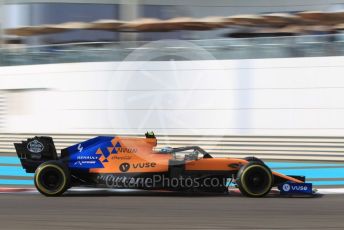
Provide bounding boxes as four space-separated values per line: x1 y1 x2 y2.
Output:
34 161 70 196
236 162 273 197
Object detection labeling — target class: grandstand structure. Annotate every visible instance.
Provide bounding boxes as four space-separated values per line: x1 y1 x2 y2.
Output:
1 0 344 43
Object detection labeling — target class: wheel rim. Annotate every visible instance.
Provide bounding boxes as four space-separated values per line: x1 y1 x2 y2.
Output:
40 168 63 190
241 165 272 196
36 165 66 194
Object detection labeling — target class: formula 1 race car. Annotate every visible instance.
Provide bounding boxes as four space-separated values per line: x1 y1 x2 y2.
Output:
14 132 312 197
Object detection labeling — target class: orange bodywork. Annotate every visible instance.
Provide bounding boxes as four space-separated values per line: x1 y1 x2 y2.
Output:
272 171 303 183
185 158 247 171
90 136 172 174
89 135 302 184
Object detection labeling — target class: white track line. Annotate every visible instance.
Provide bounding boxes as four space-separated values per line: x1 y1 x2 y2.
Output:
316 188 344 194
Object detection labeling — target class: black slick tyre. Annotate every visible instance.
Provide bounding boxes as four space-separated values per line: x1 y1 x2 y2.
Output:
244 156 265 165
34 161 70 196
236 162 273 198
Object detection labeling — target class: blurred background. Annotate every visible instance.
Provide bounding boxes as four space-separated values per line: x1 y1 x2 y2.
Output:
2 0 344 60
1 0 344 160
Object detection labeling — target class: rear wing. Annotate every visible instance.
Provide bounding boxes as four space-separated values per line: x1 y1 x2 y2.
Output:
14 136 58 173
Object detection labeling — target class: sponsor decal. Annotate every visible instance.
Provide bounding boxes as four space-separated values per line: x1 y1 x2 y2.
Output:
116 147 137 154
282 183 291 192
73 161 83 166
27 140 44 153
70 139 138 169
132 162 156 169
118 162 156 172
77 156 98 160
77 144 83 152
71 155 101 168
109 141 137 154
70 148 106 169
111 156 132 160
73 156 100 166
279 182 313 194
119 163 130 172
69 137 115 169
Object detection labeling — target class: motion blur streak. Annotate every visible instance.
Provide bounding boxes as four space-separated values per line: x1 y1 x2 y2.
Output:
1 157 344 187
0 193 343 229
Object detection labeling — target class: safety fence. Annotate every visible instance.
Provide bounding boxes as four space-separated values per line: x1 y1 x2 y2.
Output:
1 35 344 66
1 133 344 161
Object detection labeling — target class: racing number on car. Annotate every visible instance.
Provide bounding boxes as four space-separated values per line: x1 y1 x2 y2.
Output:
119 163 130 172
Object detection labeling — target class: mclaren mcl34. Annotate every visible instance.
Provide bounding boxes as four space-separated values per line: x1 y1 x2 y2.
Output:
14 132 312 197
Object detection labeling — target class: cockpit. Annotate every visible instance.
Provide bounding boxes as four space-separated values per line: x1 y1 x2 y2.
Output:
159 146 213 161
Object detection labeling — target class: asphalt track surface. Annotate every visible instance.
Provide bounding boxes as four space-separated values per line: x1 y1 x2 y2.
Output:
0 191 343 230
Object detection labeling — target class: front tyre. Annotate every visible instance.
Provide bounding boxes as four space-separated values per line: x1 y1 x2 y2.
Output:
236 162 273 197
244 156 264 165
34 161 70 196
